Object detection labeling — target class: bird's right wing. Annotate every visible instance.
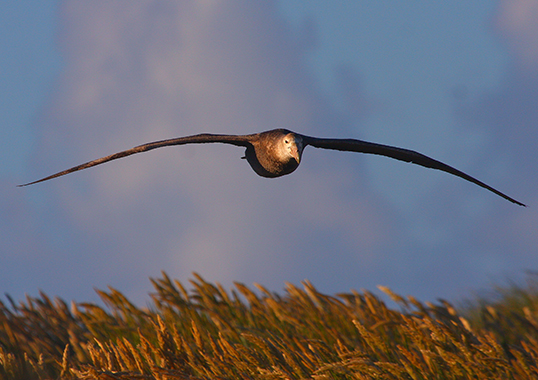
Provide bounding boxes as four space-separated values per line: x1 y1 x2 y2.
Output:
19 133 252 186
302 135 525 206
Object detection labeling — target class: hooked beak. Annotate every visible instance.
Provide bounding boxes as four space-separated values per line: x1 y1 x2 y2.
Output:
292 136 303 164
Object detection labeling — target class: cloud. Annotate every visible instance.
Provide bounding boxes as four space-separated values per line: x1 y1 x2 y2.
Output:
12 1 531 305
450 0 538 275
25 0 391 302
494 0 538 71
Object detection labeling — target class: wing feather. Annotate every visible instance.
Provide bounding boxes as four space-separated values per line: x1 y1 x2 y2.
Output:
19 133 252 186
302 135 525 206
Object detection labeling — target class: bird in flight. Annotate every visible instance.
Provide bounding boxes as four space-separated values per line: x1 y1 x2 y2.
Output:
19 129 525 206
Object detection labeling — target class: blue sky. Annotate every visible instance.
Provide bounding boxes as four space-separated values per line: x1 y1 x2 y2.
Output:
1 1 536 305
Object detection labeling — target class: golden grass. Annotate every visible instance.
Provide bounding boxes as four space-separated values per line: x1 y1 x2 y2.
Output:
1 272 538 379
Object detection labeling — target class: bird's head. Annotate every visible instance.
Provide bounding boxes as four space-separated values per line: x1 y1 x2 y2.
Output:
281 132 304 165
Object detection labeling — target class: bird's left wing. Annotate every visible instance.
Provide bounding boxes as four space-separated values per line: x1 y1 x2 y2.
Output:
302 135 525 206
19 133 252 186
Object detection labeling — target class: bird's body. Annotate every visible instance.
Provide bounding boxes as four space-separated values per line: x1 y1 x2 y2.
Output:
243 129 303 177
19 128 525 206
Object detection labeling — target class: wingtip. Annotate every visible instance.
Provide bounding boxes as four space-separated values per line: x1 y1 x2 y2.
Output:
507 197 526 207
17 178 47 187
504 193 526 207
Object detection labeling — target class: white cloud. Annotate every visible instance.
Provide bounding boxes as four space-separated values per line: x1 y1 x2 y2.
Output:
495 0 538 70
29 0 389 301
12 1 531 305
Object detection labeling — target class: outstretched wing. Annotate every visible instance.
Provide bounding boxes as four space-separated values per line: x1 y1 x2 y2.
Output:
302 135 525 206
19 133 252 187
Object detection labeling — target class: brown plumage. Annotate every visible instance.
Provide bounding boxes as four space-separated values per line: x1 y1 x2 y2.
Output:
19 128 525 206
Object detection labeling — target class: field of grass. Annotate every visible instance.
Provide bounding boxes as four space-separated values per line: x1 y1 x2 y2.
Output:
1 272 538 379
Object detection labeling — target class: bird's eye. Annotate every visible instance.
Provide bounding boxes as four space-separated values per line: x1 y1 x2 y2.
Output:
285 139 289 144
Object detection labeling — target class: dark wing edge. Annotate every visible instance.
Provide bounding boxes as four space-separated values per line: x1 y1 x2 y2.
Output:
302 135 525 207
18 133 252 187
